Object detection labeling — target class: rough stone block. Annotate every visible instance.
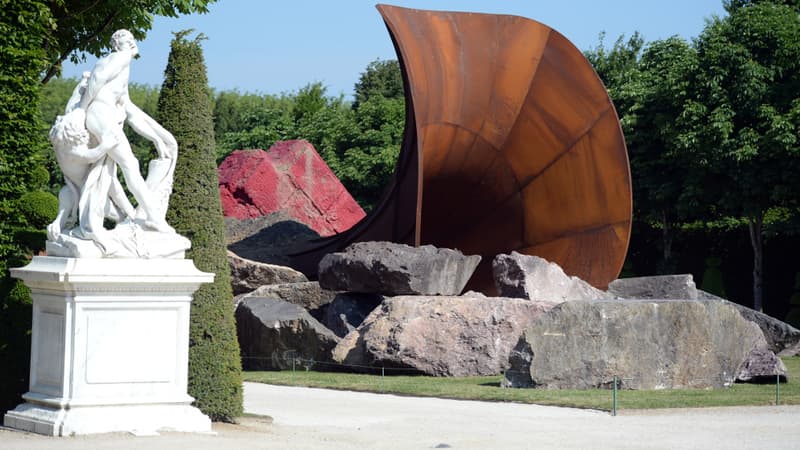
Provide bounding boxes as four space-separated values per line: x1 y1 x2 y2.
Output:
737 347 788 383
607 274 698 300
235 297 339 370
493 252 610 302
319 293 384 338
332 295 558 376
228 250 307 295
218 141 365 236
505 299 767 389
319 241 481 296
234 281 336 314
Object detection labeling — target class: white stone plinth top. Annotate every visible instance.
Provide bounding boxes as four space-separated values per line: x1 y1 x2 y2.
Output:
11 256 214 287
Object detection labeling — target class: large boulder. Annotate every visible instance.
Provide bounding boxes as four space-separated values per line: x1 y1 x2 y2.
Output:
235 297 340 370
332 295 559 376
234 281 336 313
506 299 768 389
609 276 800 355
697 290 800 355
218 141 365 236
737 347 788 382
319 293 385 338
228 250 307 295
607 274 699 300
492 252 610 301
319 242 481 296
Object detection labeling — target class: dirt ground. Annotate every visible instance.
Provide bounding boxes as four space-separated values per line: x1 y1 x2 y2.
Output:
2 382 799 449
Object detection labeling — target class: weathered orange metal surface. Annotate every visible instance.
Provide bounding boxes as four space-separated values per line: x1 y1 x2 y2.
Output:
290 4 632 292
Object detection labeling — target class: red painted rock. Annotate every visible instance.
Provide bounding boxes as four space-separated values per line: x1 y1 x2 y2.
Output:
219 140 365 236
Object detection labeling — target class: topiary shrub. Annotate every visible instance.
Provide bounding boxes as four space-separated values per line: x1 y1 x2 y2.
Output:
158 30 243 422
18 190 58 229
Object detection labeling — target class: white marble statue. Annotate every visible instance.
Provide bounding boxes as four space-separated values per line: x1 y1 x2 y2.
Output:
46 29 189 258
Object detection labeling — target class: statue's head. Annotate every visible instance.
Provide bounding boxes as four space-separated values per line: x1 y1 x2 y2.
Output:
111 29 138 56
50 111 90 150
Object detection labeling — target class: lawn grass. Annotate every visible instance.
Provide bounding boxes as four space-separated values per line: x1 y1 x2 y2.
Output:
242 357 800 411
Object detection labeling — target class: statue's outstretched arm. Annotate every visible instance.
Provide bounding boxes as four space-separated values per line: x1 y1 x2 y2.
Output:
125 100 177 160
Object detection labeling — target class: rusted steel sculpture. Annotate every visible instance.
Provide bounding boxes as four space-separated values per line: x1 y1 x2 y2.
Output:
290 4 632 293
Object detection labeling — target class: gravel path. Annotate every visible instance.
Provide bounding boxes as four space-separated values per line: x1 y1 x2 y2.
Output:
2 382 799 449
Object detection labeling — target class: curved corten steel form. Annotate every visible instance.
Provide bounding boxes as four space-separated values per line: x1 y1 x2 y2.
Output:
290 4 632 292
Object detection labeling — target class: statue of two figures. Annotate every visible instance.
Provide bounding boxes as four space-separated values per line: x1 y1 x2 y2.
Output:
46 29 189 258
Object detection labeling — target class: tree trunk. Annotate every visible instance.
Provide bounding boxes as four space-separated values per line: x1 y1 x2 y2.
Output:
748 214 764 312
662 210 672 262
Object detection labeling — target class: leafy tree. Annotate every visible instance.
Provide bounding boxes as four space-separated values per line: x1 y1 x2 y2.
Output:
353 59 404 108
628 37 698 272
681 3 800 311
584 32 644 111
294 81 329 122
725 0 800 12
214 91 296 162
338 95 405 208
42 0 218 84
0 0 55 413
158 30 243 421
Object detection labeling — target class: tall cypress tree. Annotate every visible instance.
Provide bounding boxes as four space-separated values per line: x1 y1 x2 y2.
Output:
157 30 243 421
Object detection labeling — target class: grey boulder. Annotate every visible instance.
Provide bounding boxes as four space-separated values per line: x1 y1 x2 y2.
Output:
228 250 307 295
506 299 767 389
234 281 336 314
235 297 339 370
319 293 385 338
698 290 800 355
737 347 788 383
607 274 698 300
319 241 481 296
609 275 800 355
332 295 559 376
492 252 610 302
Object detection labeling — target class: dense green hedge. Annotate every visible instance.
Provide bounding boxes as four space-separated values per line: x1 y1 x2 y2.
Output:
158 31 243 421
0 0 53 412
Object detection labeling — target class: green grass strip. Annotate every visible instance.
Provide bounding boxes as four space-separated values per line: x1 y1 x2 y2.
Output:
242 357 800 411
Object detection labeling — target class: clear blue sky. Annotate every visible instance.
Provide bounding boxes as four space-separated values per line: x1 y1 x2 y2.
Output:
61 0 727 98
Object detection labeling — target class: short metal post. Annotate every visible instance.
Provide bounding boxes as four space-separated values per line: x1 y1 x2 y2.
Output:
612 376 618 416
776 373 780 405
381 367 385 392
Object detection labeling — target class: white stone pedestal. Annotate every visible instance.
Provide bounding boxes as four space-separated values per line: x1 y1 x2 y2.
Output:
4 256 214 436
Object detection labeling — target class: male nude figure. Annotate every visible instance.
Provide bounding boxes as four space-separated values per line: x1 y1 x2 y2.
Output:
76 29 172 232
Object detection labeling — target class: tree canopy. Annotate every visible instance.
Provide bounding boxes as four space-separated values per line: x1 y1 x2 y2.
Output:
42 0 218 83
679 2 800 310
353 59 404 108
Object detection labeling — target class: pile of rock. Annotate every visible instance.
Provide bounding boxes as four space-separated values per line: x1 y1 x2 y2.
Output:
233 243 609 376
230 241 798 389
